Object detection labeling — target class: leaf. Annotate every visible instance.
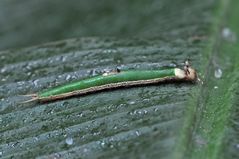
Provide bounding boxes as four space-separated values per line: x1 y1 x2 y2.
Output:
0 0 238 159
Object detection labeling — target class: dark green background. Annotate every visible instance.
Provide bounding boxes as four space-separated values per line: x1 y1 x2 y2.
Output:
1 0 208 50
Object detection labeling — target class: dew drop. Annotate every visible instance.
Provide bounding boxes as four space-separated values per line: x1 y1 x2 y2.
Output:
154 108 159 112
100 141 106 147
135 130 140 136
26 64 32 70
83 148 88 153
0 67 6 73
49 59 54 64
236 144 239 149
33 79 39 87
71 75 77 79
169 63 177 67
90 69 98 76
222 28 231 38
61 56 67 62
77 112 83 117
93 131 101 136
214 68 222 78
65 137 73 145
129 101 135 105
142 55 147 59
103 49 117 53
222 27 237 42
129 111 134 116
33 137 39 142
53 153 61 159
0 151 2 157
137 110 143 115
214 86 218 89
66 75 71 81
23 119 27 123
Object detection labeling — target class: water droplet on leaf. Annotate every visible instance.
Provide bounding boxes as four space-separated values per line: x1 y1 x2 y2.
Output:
135 130 140 136
236 144 239 149
100 141 106 147
214 68 222 78
66 75 71 81
65 137 73 145
129 101 135 105
222 27 237 42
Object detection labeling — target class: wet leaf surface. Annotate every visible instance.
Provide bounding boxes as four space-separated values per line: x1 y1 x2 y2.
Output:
0 0 239 159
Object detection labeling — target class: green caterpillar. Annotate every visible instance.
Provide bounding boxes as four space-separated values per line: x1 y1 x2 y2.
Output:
22 62 197 103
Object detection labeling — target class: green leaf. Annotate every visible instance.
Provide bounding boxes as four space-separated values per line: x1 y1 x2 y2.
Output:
0 0 238 158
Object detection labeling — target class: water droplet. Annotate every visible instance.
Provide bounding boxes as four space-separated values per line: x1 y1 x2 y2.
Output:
71 75 77 79
0 67 6 73
103 49 117 53
135 130 140 136
11 142 19 148
23 119 27 123
100 141 106 147
214 68 222 78
65 137 73 145
138 110 143 115
26 64 32 70
33 79 39 87
169 63 177 67
17 81 25 86
53 153 61 159
0 151 2 156
222 28 231 37
33 137 39 142
90 69 98 76
49 59 54 64
143 98 150 102
154 108 159 112
83 148 88 153
77 112 83 117
236 144 239 149
142 55 147 59
129 111 134 115
128 101 135 105
61 56 67 62
93 131 101 136
66 75 71 81
214 86 218 89
222 27 237 42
